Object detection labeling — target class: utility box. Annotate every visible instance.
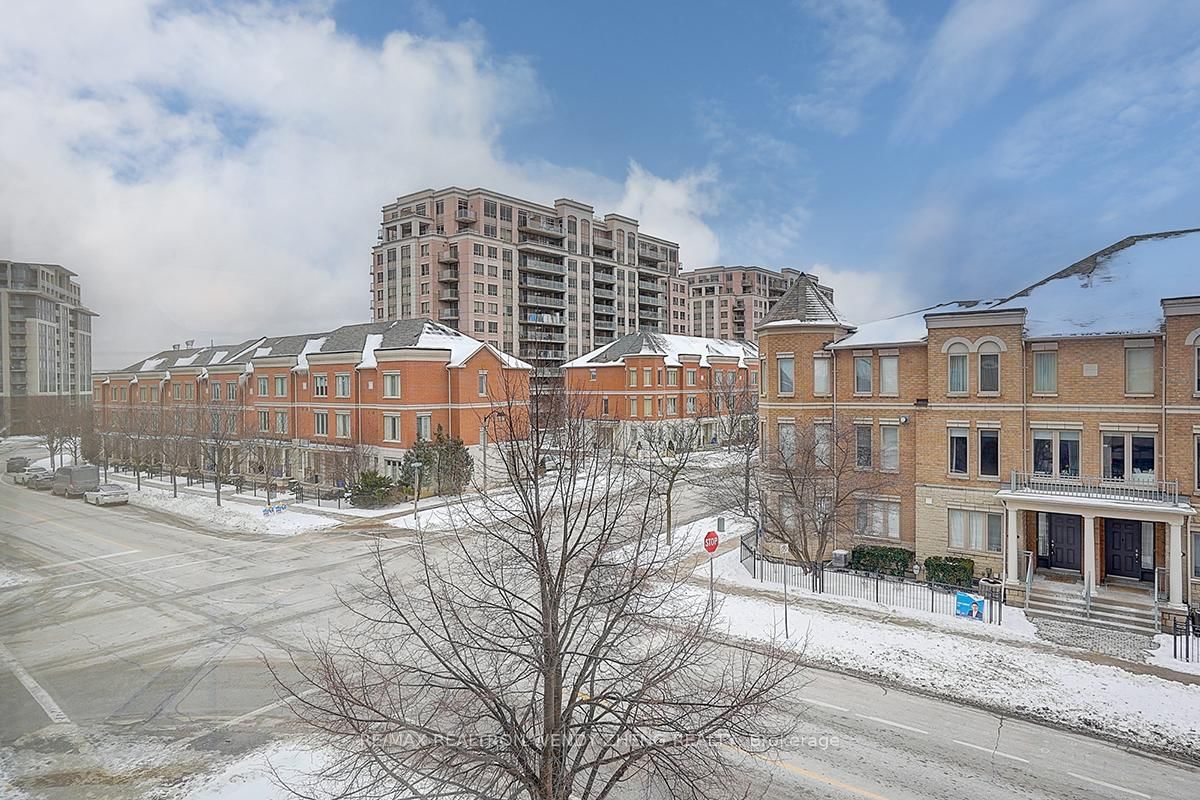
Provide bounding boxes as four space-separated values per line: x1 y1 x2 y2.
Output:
831 549 850 569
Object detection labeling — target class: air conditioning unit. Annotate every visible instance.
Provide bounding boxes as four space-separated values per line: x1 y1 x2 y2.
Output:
831 549 850 569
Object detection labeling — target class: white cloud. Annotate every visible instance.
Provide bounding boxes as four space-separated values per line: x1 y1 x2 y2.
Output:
791 0 906 135
0 1 720 368
807 264 915 325
893 0 1044 141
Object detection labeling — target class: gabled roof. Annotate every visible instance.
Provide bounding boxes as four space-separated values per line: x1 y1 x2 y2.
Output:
829 300 997 349
111 321 529 375
755 273 850 329
564 332 757 369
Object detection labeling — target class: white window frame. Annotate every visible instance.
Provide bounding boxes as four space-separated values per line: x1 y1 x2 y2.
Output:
1124 340 1154 396
477 370 488 396
853 355 872 395
257 376 268 397
880 424 899 472
1032 429 1080 478
948 509 1003 553
211 381 221 400
686 395 696 414
948 427 969 476
879 354 898 396
275 375 287 397
314 411 328 436
335 373 351 398
313 374 328 397
275 411 288 434
384 414 401 442
1033 350 1057 395
416 413 432 441
855 424 872 469
687 368 698 387
777 422 796 462
812 355 831 396
857 499 901 540
258 410 270 432
947 344 968 395
978 427 1000 479
383 373 401 398
815 422 831 467
777 354 795 396
977 342 1000 395
1102 431 1157 483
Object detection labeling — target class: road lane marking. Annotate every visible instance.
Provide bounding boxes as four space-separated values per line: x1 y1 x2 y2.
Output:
1067 772 1151 799
720 743 891 800
799 696 850 712
855 714 929 735
40 549 140 569
952 739 1029 763
0 641 71 725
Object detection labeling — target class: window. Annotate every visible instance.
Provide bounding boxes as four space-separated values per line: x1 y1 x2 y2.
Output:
275 411 288 434
667 396 677 415
335 412 351 438
815 423 831 467
258 411 270 432
477 370 488 396
813 356 831 396
1194 531 1200 579
275 376 287 397
384 414 401 442
948 509 1003 553
257 376 268 397
383 373 401 398
314 411 328 436
643 396 652 417
185 384 194 400
778 422 796 462
313 374 328 397
416 413 432 441
1103 432 1156 482
601 396 609 415
948 427 968 475
1195 346 1200 395
855 424 872 468
854 356 872 394
978 342 1000 394
880 425 899 471
1032 429 1080 478
227 413 237 433
1125 341 1154 394
628 396 638 417
666 368 679 386
211 381 221 400
628 369 637 387
686 395 697 414
948 343 968 394
335 374 350 397
879 355 898 395
777 355 795 395
172 383 181 401
1033 350 1057 394
1196 434 1200 491
687 369 697 387
979 429 1000 479
858 500 901 540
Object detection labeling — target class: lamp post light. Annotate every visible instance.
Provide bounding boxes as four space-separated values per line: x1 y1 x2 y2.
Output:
411 461 423 520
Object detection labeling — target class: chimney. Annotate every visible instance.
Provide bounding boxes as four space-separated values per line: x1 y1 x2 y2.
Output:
172 343 180 350
185 339 195 348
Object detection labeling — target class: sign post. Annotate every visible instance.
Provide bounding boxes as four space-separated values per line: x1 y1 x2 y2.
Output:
704 530 719 604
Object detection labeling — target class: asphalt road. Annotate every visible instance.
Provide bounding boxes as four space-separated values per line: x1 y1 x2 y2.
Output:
1 439 1197 799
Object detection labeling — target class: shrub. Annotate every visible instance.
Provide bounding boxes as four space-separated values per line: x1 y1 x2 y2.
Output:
349 469 397 509
924 555 975 587
849 545 913 577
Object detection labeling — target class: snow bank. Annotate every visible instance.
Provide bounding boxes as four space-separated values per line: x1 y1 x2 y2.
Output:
171 741 329 800
1147 633 1200 677
123 484 339 536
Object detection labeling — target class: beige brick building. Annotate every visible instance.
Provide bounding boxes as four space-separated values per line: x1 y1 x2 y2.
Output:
757 230 1200 622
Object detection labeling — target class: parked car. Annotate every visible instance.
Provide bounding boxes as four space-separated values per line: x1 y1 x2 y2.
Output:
27 473 55 490
84 483 129 506
6 456 30 473
52 464 101 497
13 466 50 486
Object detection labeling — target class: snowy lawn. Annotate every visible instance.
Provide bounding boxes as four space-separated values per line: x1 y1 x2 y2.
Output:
1147 633 1200 677
170 742 329 800
693 562 1200 758
121 484 340 536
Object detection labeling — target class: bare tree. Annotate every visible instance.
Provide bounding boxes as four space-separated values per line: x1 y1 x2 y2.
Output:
276 379 802 800
160 399 199 498
640 418 703 545
702 373 760 518
27 396 74 471
194 385 244 507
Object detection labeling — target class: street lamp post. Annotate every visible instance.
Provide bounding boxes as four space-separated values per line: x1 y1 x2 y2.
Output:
411 461 423 521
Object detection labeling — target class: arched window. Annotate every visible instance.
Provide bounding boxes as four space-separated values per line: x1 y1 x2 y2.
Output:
1187 328 1200 395
947 342 969 394
978 340 1001 394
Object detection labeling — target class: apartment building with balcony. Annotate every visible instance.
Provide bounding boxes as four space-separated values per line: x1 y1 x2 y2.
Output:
92 320 529 490
0 260 95 434
756 230 1200 625
684 265 805 342
370 187 687 378
563 331 758 450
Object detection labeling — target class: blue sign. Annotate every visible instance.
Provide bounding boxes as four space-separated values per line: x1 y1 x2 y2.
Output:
955 591 986 621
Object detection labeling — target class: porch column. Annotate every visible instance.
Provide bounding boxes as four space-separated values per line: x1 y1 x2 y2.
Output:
1169 520 1184 606
1082 514 1097 590
1005 507 1020 583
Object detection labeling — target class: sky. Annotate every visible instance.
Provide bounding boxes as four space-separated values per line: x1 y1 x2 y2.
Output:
1 0 1198 370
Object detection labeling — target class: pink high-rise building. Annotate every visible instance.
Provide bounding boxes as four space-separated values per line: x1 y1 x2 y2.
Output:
683 265 807 342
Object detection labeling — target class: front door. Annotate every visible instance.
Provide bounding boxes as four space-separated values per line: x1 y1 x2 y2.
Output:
1049 514 1081 571
1105 519 1142 579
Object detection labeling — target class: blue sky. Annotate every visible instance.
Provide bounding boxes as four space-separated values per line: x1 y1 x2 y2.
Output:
1 0 1198 366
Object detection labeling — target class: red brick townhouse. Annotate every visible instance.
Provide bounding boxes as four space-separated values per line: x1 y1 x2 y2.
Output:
93 320 529 488
758 231 1200 624
562 331 758 450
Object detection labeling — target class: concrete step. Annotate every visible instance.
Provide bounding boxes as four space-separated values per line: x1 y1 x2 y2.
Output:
1026 599 1158 629
1025 606 1159 636
1027 594 1158 619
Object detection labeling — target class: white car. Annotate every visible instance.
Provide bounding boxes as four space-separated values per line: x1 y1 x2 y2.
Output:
84 483 129 506
13 466 50 486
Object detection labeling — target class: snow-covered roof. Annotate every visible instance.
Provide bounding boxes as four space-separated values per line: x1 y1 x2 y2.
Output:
755 273 851 329
991 228 1200 338
356 333 384 369
829 301 996 349
291 337 327 373
564 332 758 369
413 322 530 369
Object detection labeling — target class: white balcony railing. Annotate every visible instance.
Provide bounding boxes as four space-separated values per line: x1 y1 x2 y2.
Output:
1008 470 1180 505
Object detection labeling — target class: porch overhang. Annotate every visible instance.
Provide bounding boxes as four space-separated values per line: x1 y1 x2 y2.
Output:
994 488 1196 523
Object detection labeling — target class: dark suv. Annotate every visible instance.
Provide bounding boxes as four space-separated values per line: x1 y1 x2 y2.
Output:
6 456 30 473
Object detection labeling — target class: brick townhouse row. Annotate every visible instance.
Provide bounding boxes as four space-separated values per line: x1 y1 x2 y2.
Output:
562 332 759 449
757 230 1200 620
92 320 530 486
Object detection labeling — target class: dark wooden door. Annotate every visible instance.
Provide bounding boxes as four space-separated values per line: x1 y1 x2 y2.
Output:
1049 514 1081 571
1105 519 1142 579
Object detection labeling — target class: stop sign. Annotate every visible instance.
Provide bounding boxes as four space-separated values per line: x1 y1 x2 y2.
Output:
704 530 719 554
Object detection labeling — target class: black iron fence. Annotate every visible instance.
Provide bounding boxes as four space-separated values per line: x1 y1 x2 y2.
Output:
1172 612 1200 662
739 533 1004 625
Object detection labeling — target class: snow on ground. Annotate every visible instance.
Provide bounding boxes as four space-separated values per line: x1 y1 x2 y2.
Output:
1148 633 1200 677
693 569 1200 757
123 484 340 536
0 567 31 590
168 742 329 800
673 514 754 552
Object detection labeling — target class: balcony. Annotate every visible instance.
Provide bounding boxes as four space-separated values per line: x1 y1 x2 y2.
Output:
637 243 666 263
518 234 566 254
524 312 564 325
1004 471 1182 507
439 307 460 321
438 269 460 283
593 269 616 284
637 280 661 292
519 274 566 292
399 206 432 220
594 319 616 331
638 294 665 307
519 348 566 362
438 250 459 265
518 216 565 237
519 256 567 275
519 293 566 309
592 287 616 300
455 208 477 223
521 330 567 343
438 289 459 301
592 234 616 250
